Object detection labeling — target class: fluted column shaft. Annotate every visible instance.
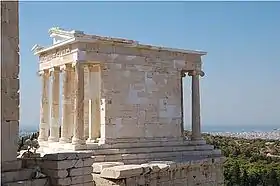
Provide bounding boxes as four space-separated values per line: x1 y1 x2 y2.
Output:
87 65 101 142
38 70 50 142
188 70 204 141
48 67 60 142
72 63 85 145
180 71 186 137
84 66 90 139
69 69 75 138
60 64 73 143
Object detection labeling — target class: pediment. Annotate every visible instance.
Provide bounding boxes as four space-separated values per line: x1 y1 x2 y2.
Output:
48 27 84 44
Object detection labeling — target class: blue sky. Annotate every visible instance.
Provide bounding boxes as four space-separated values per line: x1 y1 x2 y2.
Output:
19 2 280 131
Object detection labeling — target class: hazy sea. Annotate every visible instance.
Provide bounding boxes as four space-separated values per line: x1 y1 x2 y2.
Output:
20 124 279 136
201 125 279 133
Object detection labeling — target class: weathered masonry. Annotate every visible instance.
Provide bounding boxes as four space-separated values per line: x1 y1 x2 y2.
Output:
1 0 20 164
27 28 224 186
1 2 49 185
29 27 224 186
33 27 208 152
1 21 225 185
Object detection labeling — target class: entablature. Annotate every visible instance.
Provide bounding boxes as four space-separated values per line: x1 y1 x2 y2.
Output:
33 27 207 71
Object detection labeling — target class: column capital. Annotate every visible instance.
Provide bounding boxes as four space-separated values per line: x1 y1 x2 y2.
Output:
38 69 50 77
72 62 77 68
187 70 205 77
88 64 100 72
49 66 60 72
60 63 73 71
86 64 93 70
180 70 186 78
72 62 82 68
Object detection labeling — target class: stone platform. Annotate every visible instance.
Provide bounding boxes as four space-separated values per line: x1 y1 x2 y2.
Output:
22 150 225 186
92 157 225 186
37 138 221 164
1 160 49 186
19 138 225 186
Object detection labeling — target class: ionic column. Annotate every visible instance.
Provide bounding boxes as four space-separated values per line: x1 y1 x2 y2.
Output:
48 67 60 142
180 71 186 138
87 65 101 142
72 63 86 145
38 70 50 142
60 64 73 143
83 66 90 139
187 70 205 141
69 69 75 138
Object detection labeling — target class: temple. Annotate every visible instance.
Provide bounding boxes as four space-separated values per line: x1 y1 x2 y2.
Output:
1 18 225 185
32 27 210 153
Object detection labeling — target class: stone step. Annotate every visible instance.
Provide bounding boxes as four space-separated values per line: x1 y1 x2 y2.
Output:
95 140 206 149
124 151 222 164
2 178 49 186
1 169 34 183
92 149 222 164
92 144 214 155
1 160 22 172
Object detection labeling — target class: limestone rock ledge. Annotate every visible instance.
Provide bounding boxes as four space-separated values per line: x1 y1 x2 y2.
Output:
1 160 49 186
21 152 95 186
21 152 225 186
93 157 226 186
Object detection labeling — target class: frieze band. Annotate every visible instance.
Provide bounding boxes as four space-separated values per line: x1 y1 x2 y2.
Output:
39 46 72 62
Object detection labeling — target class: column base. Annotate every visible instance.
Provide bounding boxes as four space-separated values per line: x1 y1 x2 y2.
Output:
37 142 88 153
191 133 203 140
59 137 71 143
191 136 202 140
38 138 47 143
86 138 98 143
190 138 206 145
72 137 86 145
48 136 59 142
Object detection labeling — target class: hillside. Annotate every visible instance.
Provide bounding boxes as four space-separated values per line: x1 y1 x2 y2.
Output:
19 131 280 185
202 133 280 186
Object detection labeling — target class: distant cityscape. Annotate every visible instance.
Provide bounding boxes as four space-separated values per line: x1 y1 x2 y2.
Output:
19 126 280 140
207 129 280 140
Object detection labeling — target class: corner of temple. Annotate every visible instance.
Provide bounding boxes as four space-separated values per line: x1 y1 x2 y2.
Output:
35 28 213 167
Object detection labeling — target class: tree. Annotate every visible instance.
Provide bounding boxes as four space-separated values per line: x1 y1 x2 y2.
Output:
231 161 241 185
203 133 280 186
268 169 280 186
240 169 249 186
